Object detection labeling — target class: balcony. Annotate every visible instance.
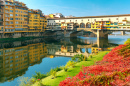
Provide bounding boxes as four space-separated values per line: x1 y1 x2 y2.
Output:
0 12 3 14
5 16 9 17
0 19 3 22
5 19 9 21
0 3 4 6
5 23 9 25
5 12 10 13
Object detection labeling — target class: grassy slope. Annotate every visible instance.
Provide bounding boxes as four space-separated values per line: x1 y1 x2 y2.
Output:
32 51 109 86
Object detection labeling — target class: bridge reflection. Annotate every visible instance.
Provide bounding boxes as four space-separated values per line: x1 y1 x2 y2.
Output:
0 37 118 83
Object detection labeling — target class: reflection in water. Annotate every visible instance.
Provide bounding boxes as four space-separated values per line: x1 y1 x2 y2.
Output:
0 42 47 83
0 37 119 85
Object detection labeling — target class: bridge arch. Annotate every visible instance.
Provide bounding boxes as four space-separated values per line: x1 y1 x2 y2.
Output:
80 23 85 28
86 22 91 28
80 48 86 53
74 23 79 28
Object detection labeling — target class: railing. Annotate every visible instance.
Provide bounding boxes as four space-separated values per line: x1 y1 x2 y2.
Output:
5 16 9 17
0 12 3 14
5 27 14 28
0 19 3 21
5 12 10 13
5 19 9 21
6 24 9 25
0 3 4 5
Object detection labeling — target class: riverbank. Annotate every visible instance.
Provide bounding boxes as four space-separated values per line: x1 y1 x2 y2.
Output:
0 36 43 42
59 39 130 86
32 51 109 86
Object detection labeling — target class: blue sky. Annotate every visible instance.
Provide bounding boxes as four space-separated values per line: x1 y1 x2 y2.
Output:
18 0 130 17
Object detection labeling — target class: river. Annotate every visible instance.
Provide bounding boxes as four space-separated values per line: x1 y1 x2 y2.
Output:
0 35 129 86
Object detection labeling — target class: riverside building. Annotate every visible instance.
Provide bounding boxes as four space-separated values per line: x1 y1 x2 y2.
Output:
0 0 47 38
28 9 47 32
47 14 130 30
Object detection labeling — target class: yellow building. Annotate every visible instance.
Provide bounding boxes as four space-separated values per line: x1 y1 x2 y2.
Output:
0 0 46 34
91 21 111 30
61 22 74 30
0 46 29 82
61 22 67 30
0 42 48 82
0 0 28 33
28 43 44 66
49 14 55 18
28 9 46 32
91 47 102 54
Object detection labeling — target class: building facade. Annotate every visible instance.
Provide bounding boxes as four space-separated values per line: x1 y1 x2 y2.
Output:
28 9 47 32
47 14 130 30
0 0 28 33
0 0 47 35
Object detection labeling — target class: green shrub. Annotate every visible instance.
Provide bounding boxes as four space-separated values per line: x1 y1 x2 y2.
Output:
50 69 57 79
65 60 75 68
54 66 62 72
63 67 68 72
29 78 37 84
71 54 87 62
32 72 46 79
18 77 33 86
46 67 61 76
89 55 92 58
36 80 44 86
124 38 130 44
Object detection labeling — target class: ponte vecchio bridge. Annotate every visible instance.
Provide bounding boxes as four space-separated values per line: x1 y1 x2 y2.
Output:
47 14 130 38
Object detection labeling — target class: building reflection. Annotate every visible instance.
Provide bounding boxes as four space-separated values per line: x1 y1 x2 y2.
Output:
0 41 47 83
0 47 29 82
0 37 117 83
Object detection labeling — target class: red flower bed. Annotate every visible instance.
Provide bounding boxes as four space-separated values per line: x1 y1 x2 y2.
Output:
59 44 130 86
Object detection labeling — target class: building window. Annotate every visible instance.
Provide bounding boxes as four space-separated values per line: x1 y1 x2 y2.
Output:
70 20 71 22
10 22 13 24
94 19 96 21
59 20 60 22
10 60 13 63
15 18 18 20
15 14 18 16
88 19 89 21
10 14 13 16
15 10 18 12
109 18 111 21
15 25 18 27
101 19 103 21
48 21 49 22
54 21 55 22
10 64 13 67
116 18 118 20
125 18 127 20
5 2 8 5
10 10 13 12
10 18 13 20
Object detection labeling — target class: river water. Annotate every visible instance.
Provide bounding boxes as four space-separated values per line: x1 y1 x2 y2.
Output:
0 35 129 86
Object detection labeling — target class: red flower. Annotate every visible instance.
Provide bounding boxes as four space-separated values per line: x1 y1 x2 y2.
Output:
59 44 130 86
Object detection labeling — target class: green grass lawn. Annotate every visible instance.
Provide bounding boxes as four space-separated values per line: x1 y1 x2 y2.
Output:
32 51 109 86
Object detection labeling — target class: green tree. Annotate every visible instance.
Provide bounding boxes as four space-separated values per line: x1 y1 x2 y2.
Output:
32 72 46 79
